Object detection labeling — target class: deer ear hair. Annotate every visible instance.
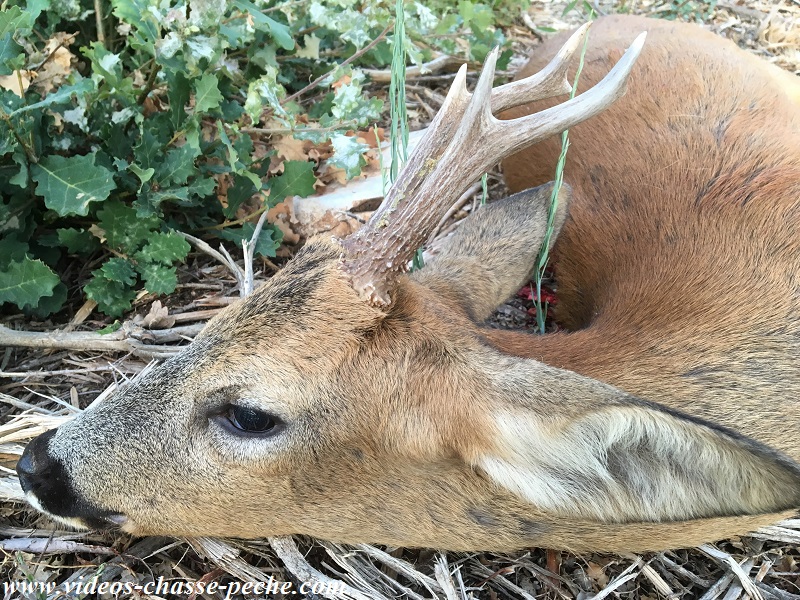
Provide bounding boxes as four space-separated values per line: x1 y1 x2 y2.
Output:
411 183 571 321
472 395 800 523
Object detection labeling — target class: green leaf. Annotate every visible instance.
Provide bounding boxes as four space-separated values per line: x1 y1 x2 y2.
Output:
57 228 101 254
134 126 162 172
0 33 23 76
328 134 368 180
129 163 155 192
268 160 316 204
99 257 137 285
224 173 257 218
31 162 70 209
8 149 28 188
0 7 31 39
139 263 178 295
0 234 28 268
111 0 159 55
31 152 116 217
145 187 191 206
0 257 60 310
134 231 190 265
232 0 294 50
167 70 190 130
83 42 123 88
157 144 198 187
98 320 122 334
244 69 288 122
194 73 224 113
218 222 281 258
97 200 159 251
30 281 67 317
216 122 240 170
84 273 136 317
10 78 94 116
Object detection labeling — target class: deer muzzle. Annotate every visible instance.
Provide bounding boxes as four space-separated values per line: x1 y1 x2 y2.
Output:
17 428 128 530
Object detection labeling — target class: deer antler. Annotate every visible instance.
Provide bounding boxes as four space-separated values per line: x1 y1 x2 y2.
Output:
340 24 647 306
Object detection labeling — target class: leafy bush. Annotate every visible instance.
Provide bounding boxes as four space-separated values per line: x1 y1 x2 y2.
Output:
0 0 524 318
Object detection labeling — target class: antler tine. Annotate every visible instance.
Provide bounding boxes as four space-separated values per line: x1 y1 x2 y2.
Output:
490 22 591 114
341 30 647 308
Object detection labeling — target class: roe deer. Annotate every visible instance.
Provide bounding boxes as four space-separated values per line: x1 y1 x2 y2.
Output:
16 15 800 553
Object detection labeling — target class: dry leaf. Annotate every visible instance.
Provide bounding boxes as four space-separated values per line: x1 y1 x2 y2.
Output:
0 71 34 97
587 561 609 587
33 34 76 94
273 135 310 161
135 300 176 330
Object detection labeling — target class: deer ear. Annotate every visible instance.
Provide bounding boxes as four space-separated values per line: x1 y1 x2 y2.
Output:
472 376 800 523
411 183 571 322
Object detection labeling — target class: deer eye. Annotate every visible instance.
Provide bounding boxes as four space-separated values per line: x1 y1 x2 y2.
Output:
226 405 279 434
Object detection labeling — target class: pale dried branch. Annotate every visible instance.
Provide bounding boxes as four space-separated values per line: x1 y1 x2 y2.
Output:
0 537 117 555
0 322 202 359
269 536 373 600
592 557 644 600
189 537 278 584
363 54 460 83
433 554 460 600
177 230 246 293
242 208 271 296
356 543 443 596
700 545 763 600
427 181 482 243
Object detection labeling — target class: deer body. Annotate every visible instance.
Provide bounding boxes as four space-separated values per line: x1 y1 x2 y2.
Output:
15 16 800 552
498 15 800 461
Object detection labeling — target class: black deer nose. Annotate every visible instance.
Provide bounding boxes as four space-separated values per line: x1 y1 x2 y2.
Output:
17 428 58 497
17 428 124 528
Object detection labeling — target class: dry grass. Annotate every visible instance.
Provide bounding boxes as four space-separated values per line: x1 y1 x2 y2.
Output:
2 2 800 598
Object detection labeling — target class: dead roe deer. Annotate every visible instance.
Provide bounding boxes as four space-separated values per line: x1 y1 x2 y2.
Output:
16 15 800 553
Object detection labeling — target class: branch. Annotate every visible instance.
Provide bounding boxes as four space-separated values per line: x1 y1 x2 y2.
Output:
0 322 202 359
269 537 373 600
281 23 393 106
363 54 459 83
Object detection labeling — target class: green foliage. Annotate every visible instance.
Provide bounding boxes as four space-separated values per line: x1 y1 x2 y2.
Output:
0 0 521 318
649 0 717 21
0 257 60 310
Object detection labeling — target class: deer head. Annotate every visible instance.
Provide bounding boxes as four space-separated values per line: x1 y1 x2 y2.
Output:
17 25 800 552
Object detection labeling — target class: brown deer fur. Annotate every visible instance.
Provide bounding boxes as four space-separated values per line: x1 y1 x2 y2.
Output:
498 14 800 459
16 15 800 552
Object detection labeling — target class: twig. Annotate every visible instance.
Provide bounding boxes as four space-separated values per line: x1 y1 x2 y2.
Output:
137 61 162 105
433 554 460 600
427 181 482 242
241 120 359 136
0 323 201 358
0 537 117 555
355 543 443 596
658 553 712 588
363 54 459 83
242 209 270 296
281 23 393 106
177 231 247 294
94 0 106 47
171 308 223 323
269 537 373 600
0 365 120 378
700 546 762 600
592 557 644 600
470 561 537 600
189 537 281 584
